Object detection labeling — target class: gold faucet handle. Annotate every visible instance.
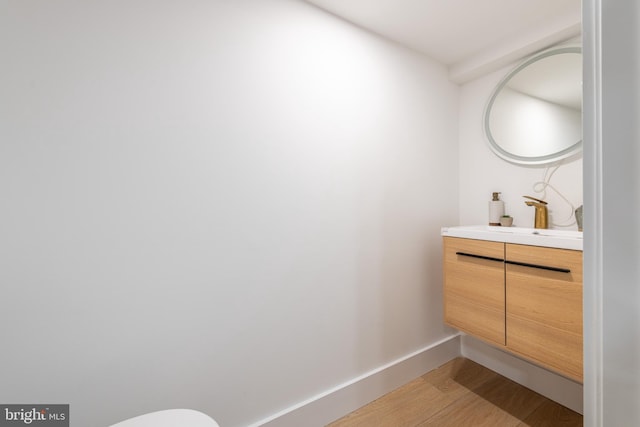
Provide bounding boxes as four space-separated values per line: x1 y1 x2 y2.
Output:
523 195 548 205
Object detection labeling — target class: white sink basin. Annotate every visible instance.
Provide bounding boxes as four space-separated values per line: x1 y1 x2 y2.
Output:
484 225 583 239
441 225 583 250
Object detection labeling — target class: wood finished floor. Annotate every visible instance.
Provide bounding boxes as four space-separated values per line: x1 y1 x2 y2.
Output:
327 357 582 427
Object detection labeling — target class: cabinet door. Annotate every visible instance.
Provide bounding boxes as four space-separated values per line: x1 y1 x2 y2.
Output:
443 237 505 346
505 244 583 382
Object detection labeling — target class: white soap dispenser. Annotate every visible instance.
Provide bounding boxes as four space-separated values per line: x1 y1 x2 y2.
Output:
489 192 504 226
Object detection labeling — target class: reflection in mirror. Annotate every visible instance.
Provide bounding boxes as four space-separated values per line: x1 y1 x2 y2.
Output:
484 46 582 165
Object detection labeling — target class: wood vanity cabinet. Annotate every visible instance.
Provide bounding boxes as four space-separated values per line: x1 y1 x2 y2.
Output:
443 236 583 383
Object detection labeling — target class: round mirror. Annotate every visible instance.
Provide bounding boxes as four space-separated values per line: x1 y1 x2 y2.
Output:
484 46 582 165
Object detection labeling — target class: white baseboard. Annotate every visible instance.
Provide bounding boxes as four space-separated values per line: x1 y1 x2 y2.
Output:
461 335 584 414
251 334 461 427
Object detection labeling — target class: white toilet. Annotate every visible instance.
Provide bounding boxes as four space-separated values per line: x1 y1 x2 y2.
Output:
109 409 220 427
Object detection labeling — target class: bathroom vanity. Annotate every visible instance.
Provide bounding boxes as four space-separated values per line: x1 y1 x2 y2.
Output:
441 226 583 383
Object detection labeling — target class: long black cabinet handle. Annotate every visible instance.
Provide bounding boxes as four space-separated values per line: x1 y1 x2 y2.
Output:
505 260 571 273
455 252 503 263
455 251 571 273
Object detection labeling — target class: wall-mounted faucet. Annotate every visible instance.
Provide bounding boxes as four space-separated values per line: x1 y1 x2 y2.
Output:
523 196 548 229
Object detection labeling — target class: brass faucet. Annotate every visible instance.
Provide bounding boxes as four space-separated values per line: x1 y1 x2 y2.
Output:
523 196 548 229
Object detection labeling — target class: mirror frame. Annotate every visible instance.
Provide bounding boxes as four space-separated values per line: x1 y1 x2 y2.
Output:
483 46 582 166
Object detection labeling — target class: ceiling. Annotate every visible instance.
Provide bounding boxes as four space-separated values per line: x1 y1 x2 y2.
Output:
303 0 581 83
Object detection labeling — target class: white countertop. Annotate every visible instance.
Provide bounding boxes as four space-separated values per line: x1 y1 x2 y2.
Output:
441 225 583 251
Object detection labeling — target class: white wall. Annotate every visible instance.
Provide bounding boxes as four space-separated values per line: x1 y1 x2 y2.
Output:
458 61 582 229
0 1 459 426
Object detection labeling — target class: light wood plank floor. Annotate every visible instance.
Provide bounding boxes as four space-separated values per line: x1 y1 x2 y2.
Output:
327 357 582 427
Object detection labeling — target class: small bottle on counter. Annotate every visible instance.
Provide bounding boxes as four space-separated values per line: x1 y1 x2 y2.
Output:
489 192 505 226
